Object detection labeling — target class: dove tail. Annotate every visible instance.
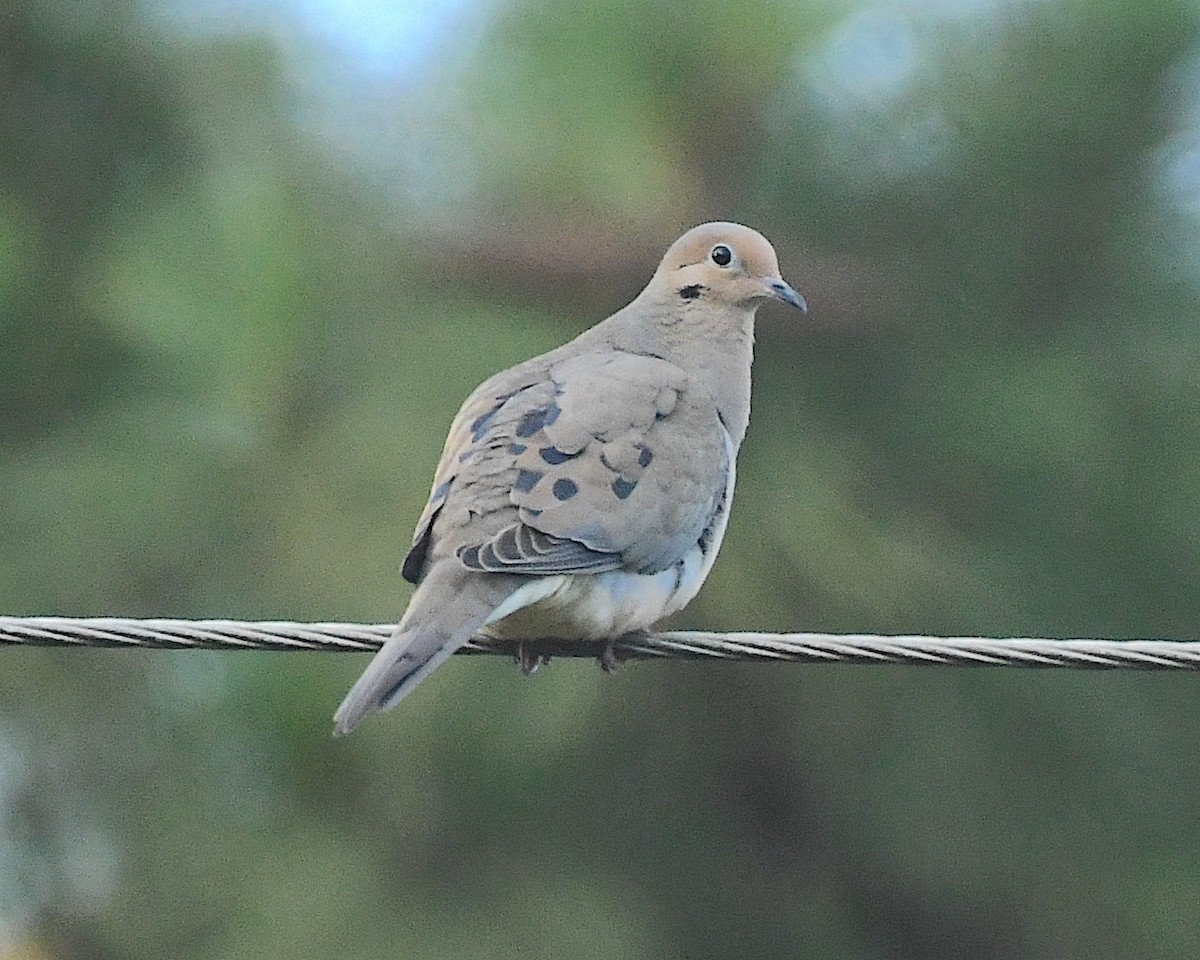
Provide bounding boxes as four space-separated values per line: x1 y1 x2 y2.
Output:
332 569 516 735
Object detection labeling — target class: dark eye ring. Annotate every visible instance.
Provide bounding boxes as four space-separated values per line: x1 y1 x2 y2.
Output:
710 244 733 267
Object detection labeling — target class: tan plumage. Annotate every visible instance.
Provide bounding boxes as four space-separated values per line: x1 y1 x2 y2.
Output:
333 222 805 734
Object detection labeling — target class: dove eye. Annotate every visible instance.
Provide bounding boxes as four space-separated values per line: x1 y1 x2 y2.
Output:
710 244 733 267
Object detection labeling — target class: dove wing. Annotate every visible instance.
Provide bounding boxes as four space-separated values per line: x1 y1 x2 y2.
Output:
402 349 730 583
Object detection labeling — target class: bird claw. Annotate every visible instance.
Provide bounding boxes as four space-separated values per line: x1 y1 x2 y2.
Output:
599 637 630 674
515 640 548 675
515 635 639 674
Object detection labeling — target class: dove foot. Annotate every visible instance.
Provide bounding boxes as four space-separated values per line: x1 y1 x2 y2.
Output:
516 640 549 676
599 635 637 674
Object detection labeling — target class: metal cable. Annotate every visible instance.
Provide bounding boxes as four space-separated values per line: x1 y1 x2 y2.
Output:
2 617 1199 669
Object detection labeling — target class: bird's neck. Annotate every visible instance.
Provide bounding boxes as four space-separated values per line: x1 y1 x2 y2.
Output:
672 317 755 445
597 298 757 445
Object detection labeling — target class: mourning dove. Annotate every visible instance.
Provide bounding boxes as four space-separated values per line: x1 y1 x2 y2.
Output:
333 222 805 734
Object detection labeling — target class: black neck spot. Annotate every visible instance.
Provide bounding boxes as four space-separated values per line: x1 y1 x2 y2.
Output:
679 284 704 301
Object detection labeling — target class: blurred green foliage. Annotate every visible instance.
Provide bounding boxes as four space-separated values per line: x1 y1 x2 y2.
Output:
4 0 1200 957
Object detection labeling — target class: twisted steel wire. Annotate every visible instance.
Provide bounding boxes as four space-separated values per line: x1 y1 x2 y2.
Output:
2 617 1199 670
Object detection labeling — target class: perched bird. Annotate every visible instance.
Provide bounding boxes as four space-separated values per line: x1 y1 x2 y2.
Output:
333 222 805 734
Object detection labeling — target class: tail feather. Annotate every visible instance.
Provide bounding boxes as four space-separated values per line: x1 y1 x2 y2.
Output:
332 567 516 735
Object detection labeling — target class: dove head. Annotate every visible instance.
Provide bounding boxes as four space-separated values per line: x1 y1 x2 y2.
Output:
649 222 806 314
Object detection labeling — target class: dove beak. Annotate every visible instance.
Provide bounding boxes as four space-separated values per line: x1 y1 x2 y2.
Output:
764 277 807 312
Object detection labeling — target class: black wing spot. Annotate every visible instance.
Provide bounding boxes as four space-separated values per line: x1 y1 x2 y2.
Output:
515 402 561 438
637 445 653 468
470 400 505 442
552 478 579 501
514 468 543 493
679 284 704 301
539 446 578 465
508 443 528 455
612 477 637 500
431 479 452 503
515 410 544 438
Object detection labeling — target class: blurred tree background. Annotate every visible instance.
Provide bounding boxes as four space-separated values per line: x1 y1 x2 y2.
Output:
3 0 1200 956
